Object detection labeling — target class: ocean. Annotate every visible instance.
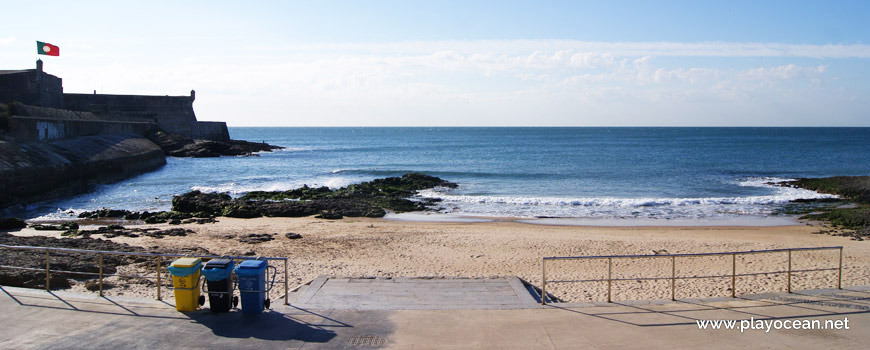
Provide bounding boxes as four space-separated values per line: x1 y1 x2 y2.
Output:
26 127 870 224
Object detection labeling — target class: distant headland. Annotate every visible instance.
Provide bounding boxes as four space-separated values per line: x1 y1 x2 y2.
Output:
0 60 280 210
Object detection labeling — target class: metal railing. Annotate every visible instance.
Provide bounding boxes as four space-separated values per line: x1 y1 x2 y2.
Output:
0 243 290 305
541 246 843 305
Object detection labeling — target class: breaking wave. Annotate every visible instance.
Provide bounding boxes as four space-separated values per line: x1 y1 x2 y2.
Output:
416 177 836 219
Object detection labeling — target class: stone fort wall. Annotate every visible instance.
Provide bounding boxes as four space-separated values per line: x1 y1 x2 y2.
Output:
63 91 229 141
0 61 229 142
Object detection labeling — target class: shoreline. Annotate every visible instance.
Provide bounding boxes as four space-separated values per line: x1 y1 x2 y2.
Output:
383 212 804 227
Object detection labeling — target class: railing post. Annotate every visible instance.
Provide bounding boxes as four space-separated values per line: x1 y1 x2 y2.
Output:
607 257 612 303
284 258 289 306
671 255 677 301
99 253 104 297
838 247 843 290
731 253 736 298
45 249 50 291
787 250 792 293
541 258 547 305
156 256 162 301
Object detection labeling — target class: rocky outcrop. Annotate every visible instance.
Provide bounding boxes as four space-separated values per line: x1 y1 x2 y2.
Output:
146 130 282 157
782 176 870 237
782 176 870 204
77 208 216 225
169 173 457 219
0 232 150 289
0 217 27 230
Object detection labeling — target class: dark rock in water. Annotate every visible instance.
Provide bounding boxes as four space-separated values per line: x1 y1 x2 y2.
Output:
76 208 215 225
315 210 343 220
146 130 282 158
781 176 870 233
172 191 231 215
780 176 870 204
0 217 27 230
221 202 264 218
239 233 275 244
77 174 456 226
285 233 302 239
143 211 192 224
78 208 136 219
170 173 457 220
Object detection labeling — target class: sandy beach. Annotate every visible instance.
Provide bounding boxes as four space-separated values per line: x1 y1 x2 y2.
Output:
11 216 870 303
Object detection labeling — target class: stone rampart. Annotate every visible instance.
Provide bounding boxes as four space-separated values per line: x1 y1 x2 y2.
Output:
189 121 231 141
8 116 157 141
0 135 166 209
0 69 63 109
63 92 229 141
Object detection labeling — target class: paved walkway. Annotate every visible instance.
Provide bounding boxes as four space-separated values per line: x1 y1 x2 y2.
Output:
1 282 870 349
292 276 539 310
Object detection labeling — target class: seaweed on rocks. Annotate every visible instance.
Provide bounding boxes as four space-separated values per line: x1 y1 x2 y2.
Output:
781 176 870 236
781 176 870 204
30 222 79 231
172 173 457 219
802 207 870 230
77 208 215 224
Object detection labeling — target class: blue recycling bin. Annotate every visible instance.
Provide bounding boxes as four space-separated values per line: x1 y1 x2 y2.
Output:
235 259 269 313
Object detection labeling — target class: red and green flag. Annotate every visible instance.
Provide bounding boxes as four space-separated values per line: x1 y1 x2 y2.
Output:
37 41 59 56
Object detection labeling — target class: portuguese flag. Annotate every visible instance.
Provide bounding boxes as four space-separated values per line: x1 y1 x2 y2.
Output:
37 41 59 56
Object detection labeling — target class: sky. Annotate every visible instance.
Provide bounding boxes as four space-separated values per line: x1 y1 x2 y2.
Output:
1 0 868 126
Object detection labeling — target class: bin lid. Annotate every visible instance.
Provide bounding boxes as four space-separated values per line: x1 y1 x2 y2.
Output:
170 257 202 268
238 259 267 270
168 258 202 277
204 258 234 269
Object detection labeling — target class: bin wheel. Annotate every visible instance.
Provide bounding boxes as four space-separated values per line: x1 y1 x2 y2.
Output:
232 296 239 308
198 295 205 306
264 298 270 310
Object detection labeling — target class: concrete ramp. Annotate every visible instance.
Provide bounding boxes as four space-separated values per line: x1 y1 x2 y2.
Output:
291 276 541 310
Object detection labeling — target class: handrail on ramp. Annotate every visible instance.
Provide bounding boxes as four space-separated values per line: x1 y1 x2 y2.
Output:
0 243 290 306
541 246 844 305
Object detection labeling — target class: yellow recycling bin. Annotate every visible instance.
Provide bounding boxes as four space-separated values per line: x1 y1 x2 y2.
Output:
168 257 204 312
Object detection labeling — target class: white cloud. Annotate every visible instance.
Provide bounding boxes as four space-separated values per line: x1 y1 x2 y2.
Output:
41 39 867 126
268 40 870 59
738 64 828 81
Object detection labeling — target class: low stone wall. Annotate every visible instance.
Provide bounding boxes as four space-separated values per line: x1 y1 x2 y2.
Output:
8 116 157 141
0 135 166 209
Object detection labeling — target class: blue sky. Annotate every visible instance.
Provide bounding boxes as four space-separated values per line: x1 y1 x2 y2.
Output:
1 1 868 126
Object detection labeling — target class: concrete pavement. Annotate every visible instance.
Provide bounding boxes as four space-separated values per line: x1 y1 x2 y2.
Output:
1 282 869 349
292 276 539 310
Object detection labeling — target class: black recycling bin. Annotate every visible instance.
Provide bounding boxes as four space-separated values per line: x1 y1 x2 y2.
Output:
201 258 237 312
